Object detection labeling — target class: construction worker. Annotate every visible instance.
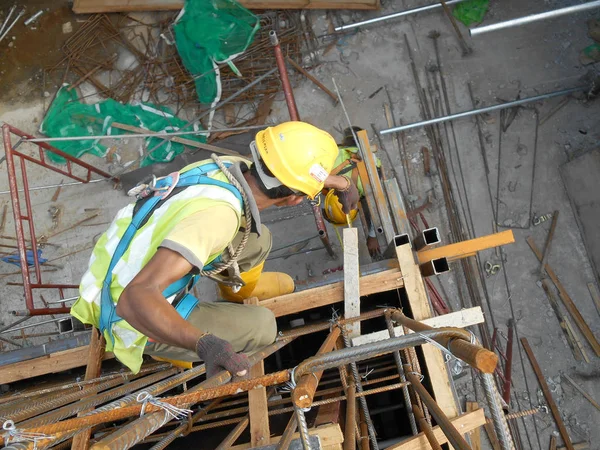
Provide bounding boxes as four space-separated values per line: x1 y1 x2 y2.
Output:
71 122 359 377
323 127 381 257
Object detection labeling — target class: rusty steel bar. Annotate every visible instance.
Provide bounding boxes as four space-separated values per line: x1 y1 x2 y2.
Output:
90 338 292 450
285 56 338 104
293 326 341 408
412 404 442 450
390 310 498 373
19 369 179 428
344 383 357 450
270 31 299 121
405 372 471 450
269 31 335 259
502 320 514 406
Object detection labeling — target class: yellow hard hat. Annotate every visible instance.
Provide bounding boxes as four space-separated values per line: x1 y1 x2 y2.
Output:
324 189 358 225
251 121 338 199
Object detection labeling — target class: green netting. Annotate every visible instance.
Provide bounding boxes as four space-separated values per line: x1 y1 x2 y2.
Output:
40 85 207 167
453 0 489 27
174 0 260 104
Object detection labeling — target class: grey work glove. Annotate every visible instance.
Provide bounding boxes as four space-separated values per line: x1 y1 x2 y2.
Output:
195 334 251 378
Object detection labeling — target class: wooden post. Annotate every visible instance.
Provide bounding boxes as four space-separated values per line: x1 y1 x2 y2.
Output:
343 228 361 337
71 327 106 450
248 361 270 447
466 402 482 450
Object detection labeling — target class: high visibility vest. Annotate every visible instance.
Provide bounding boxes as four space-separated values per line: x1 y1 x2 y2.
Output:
71 157 249 373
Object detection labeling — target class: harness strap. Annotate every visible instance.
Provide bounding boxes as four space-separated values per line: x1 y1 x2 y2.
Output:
99 160 244 346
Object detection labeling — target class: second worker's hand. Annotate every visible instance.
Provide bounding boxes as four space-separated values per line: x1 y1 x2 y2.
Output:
195 333 251 378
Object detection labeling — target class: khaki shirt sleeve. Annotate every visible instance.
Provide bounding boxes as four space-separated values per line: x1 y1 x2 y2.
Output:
160 204 239 269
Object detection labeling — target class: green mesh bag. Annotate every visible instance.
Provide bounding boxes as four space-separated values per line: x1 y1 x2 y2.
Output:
40 85 206 167
174 0 260 104
453 0 489 27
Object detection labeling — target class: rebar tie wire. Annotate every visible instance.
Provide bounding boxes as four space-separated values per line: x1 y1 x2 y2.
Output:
136 392 192 420
3 420 54 449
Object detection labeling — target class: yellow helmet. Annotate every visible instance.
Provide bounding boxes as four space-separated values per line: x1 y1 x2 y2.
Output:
251 121 338 199
323 189 358 225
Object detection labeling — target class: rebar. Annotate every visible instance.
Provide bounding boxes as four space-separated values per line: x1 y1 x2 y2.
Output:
380 87 584 134
384 311 418 435
294 406 312 450
482 373 515 450
341 326 379 450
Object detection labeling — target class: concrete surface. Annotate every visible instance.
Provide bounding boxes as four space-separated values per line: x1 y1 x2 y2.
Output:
0 0 599 449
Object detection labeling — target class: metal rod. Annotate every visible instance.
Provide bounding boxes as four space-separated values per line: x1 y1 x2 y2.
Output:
295 406 312 450
384 311 418 435
412 403 442 450
0 6 17 37
380 87 584 135
482 373 516 450
25 125 270 143
405 371 471 450
270 31 300 121
0 316 69 334
24 10 44 26
344 383 356 450
539 211 559 277
334 0 469 31
0 179 104 196
470 1 600 36
0 8 24 43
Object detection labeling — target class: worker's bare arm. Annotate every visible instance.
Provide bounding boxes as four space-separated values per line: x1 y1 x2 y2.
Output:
117 248 203 351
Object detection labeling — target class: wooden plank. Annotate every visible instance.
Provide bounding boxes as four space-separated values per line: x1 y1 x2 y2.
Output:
386 409 486 450
230 423 343 450
521 337 574 450
0 347 114 385
73 0 378 13
259 268 403 318
556 443 589 450
527 237 600 357
395 244 459 420
562 375 600 412
71 328 106 450
352 307 484 346
248 361 270 447
344 228 361 337
417 231 515 263
483 419 502 450
466 402 482 450
586 283 600 316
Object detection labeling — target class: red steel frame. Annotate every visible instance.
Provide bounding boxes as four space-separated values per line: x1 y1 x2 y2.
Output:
2 124 117 316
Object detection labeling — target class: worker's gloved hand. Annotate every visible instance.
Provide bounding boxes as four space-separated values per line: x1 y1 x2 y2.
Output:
195 334 250 378
335 181 360 214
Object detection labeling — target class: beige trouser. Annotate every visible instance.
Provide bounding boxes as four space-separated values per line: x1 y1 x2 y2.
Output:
144 224 277 362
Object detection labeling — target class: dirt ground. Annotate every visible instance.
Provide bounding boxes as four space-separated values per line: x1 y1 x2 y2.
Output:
0 0 599 449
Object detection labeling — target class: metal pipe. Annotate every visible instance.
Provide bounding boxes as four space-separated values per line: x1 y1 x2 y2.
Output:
334 0 469 31
24 10 44 26
24 125 270 143
412 227 441 251
419 257 450 277
0 316 69 334
0 8 24 43
270 31 300 121
405 371 471 450
0 6 17 36
10 308 70 316
470 1 600 36
380 86 584 135
0 179 104 196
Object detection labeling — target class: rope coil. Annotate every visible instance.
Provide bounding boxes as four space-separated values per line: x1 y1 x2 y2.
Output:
136 392 193 420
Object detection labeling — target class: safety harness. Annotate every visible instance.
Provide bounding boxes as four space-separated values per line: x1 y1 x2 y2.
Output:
99 155 252 346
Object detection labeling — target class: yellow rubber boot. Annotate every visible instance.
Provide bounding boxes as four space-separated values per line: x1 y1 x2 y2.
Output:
218 262 295 302
151 355 193 369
